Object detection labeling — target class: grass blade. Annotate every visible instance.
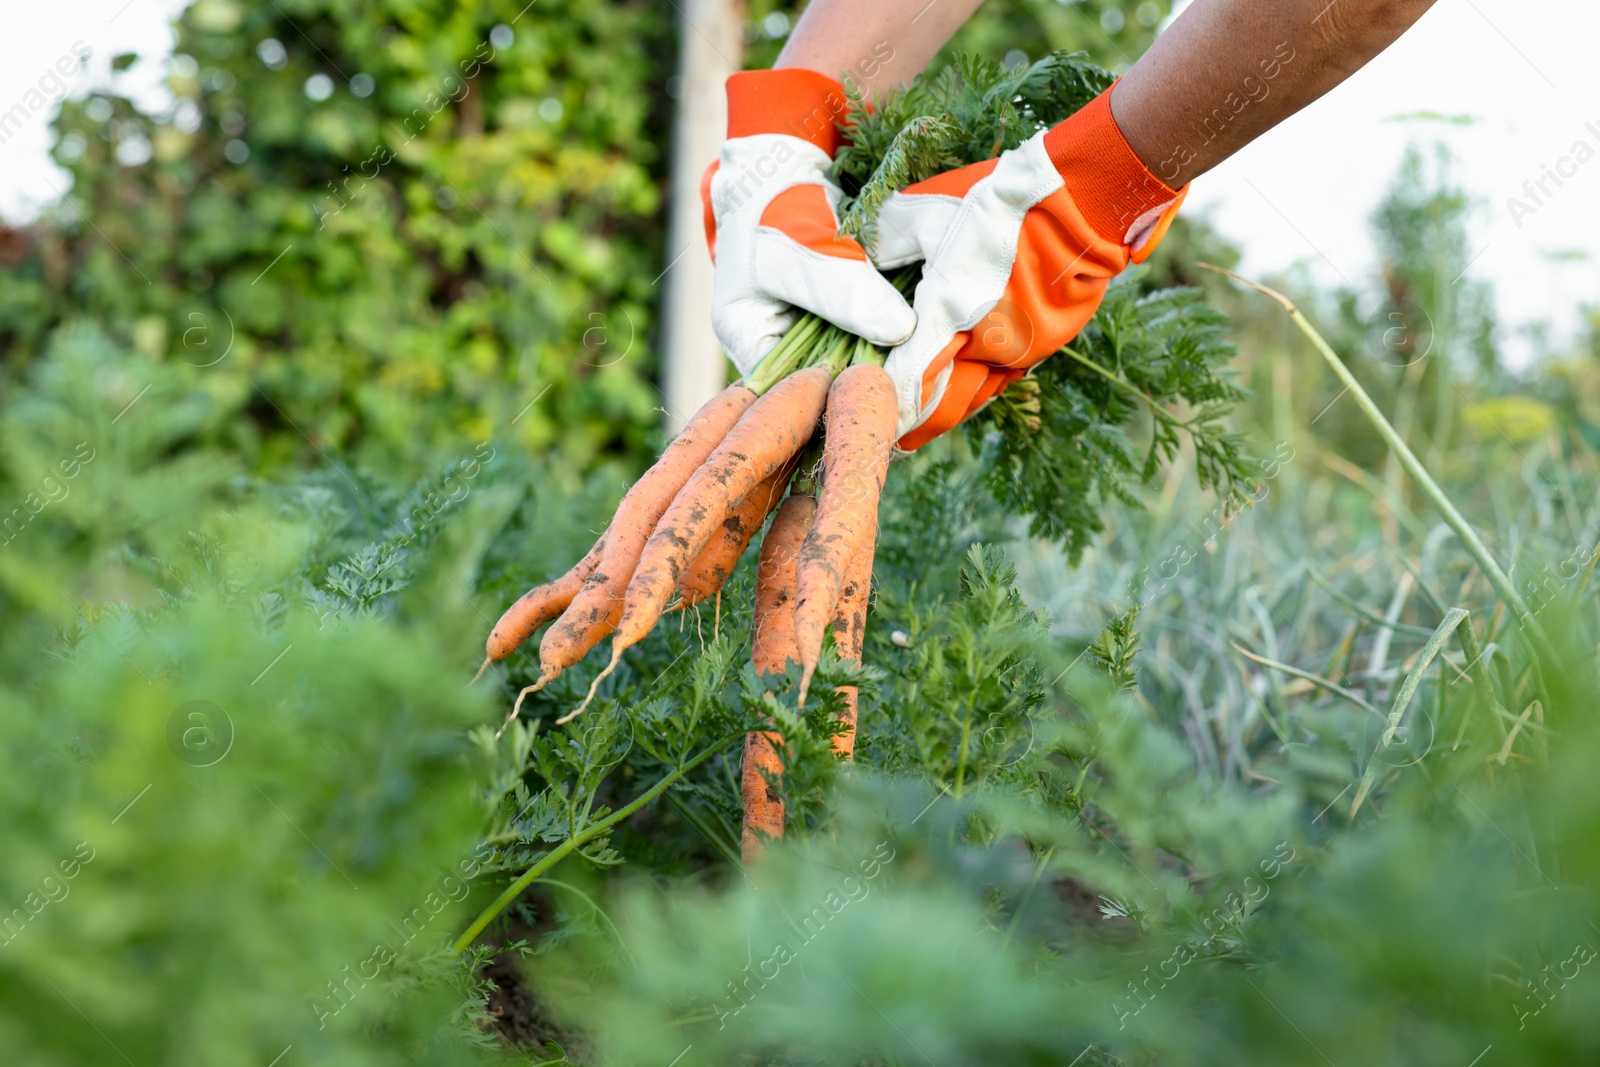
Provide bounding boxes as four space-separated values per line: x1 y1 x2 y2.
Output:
1200 265 1555 664
1230 641 1383 718
1350 607 1470 817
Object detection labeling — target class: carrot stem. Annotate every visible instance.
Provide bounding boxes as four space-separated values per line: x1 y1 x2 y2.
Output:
451 733 739 955
748 315 827 394
850 335 888 368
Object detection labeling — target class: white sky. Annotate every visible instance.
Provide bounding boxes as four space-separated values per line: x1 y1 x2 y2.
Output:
1172 0 1600 368
2 0 1596 369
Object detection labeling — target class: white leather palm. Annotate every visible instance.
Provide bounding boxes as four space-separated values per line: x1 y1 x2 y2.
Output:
710 134 916 376
871 131 1064 438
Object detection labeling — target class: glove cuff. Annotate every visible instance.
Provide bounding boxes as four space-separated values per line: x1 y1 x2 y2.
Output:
1043 84 1185 248
726 68 850 156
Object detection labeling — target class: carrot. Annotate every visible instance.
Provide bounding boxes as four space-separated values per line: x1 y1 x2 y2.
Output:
600 366 833 684
827 527 875 759
674 457 798 612
742 491 816 864
475 536 606 682
512 384 757 715
793 364 898 706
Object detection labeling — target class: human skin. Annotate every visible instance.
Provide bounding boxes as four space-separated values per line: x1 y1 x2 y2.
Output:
776 0 1440 185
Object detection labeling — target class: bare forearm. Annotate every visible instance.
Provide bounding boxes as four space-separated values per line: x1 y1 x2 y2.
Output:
1113 0 1438 185
774 0 987 98
770 0 1435 186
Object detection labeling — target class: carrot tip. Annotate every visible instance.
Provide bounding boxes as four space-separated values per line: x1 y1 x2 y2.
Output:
470 656 492 686
796 664 816 711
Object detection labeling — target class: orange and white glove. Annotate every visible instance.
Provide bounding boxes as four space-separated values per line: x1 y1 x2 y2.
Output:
870 85 1187 451
702 68 916 377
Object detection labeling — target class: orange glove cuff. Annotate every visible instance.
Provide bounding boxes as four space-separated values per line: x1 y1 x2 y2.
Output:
726 68 850 156
1042 84 1183 247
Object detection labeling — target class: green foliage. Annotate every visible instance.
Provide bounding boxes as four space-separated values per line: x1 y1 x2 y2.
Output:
1087 603 1142 693
0 328 507 1064
836 50 1112 240
2 0 673 472
972 277 1251 560
4 233 1600 1066
5 4 1599 1066
818 52 1252 564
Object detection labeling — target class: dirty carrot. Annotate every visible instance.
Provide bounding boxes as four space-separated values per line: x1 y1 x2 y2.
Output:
475 536 606 682
742 491 816 864
600 365 834 687
793 363 898 706
513 384 756 712
827 527 875 759
674 457 798 612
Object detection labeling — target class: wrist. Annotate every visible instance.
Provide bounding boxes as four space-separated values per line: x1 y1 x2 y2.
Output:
726 68 850 156
1042 84 1184 247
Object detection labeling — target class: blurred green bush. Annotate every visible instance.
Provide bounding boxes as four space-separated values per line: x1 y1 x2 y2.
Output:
0 0 1169 477
3 0 679 472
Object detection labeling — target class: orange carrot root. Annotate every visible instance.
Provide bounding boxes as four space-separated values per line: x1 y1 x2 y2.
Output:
794 364 898 706
615 367 832 667
535 384 756 686
741 732 786 865
741 492 817 865
675 459 798 612
828 529 875 759
484 535 606 664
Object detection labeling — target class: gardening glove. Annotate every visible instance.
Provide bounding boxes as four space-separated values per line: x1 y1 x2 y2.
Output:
702 68 916 377
870 85 1187 451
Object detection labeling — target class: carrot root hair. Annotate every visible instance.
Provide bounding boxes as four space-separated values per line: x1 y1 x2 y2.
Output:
559 646 624 725
501 667 557 737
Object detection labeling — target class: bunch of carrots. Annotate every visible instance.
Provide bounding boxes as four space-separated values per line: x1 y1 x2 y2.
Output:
480 51 1118 863
479 325 898 862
